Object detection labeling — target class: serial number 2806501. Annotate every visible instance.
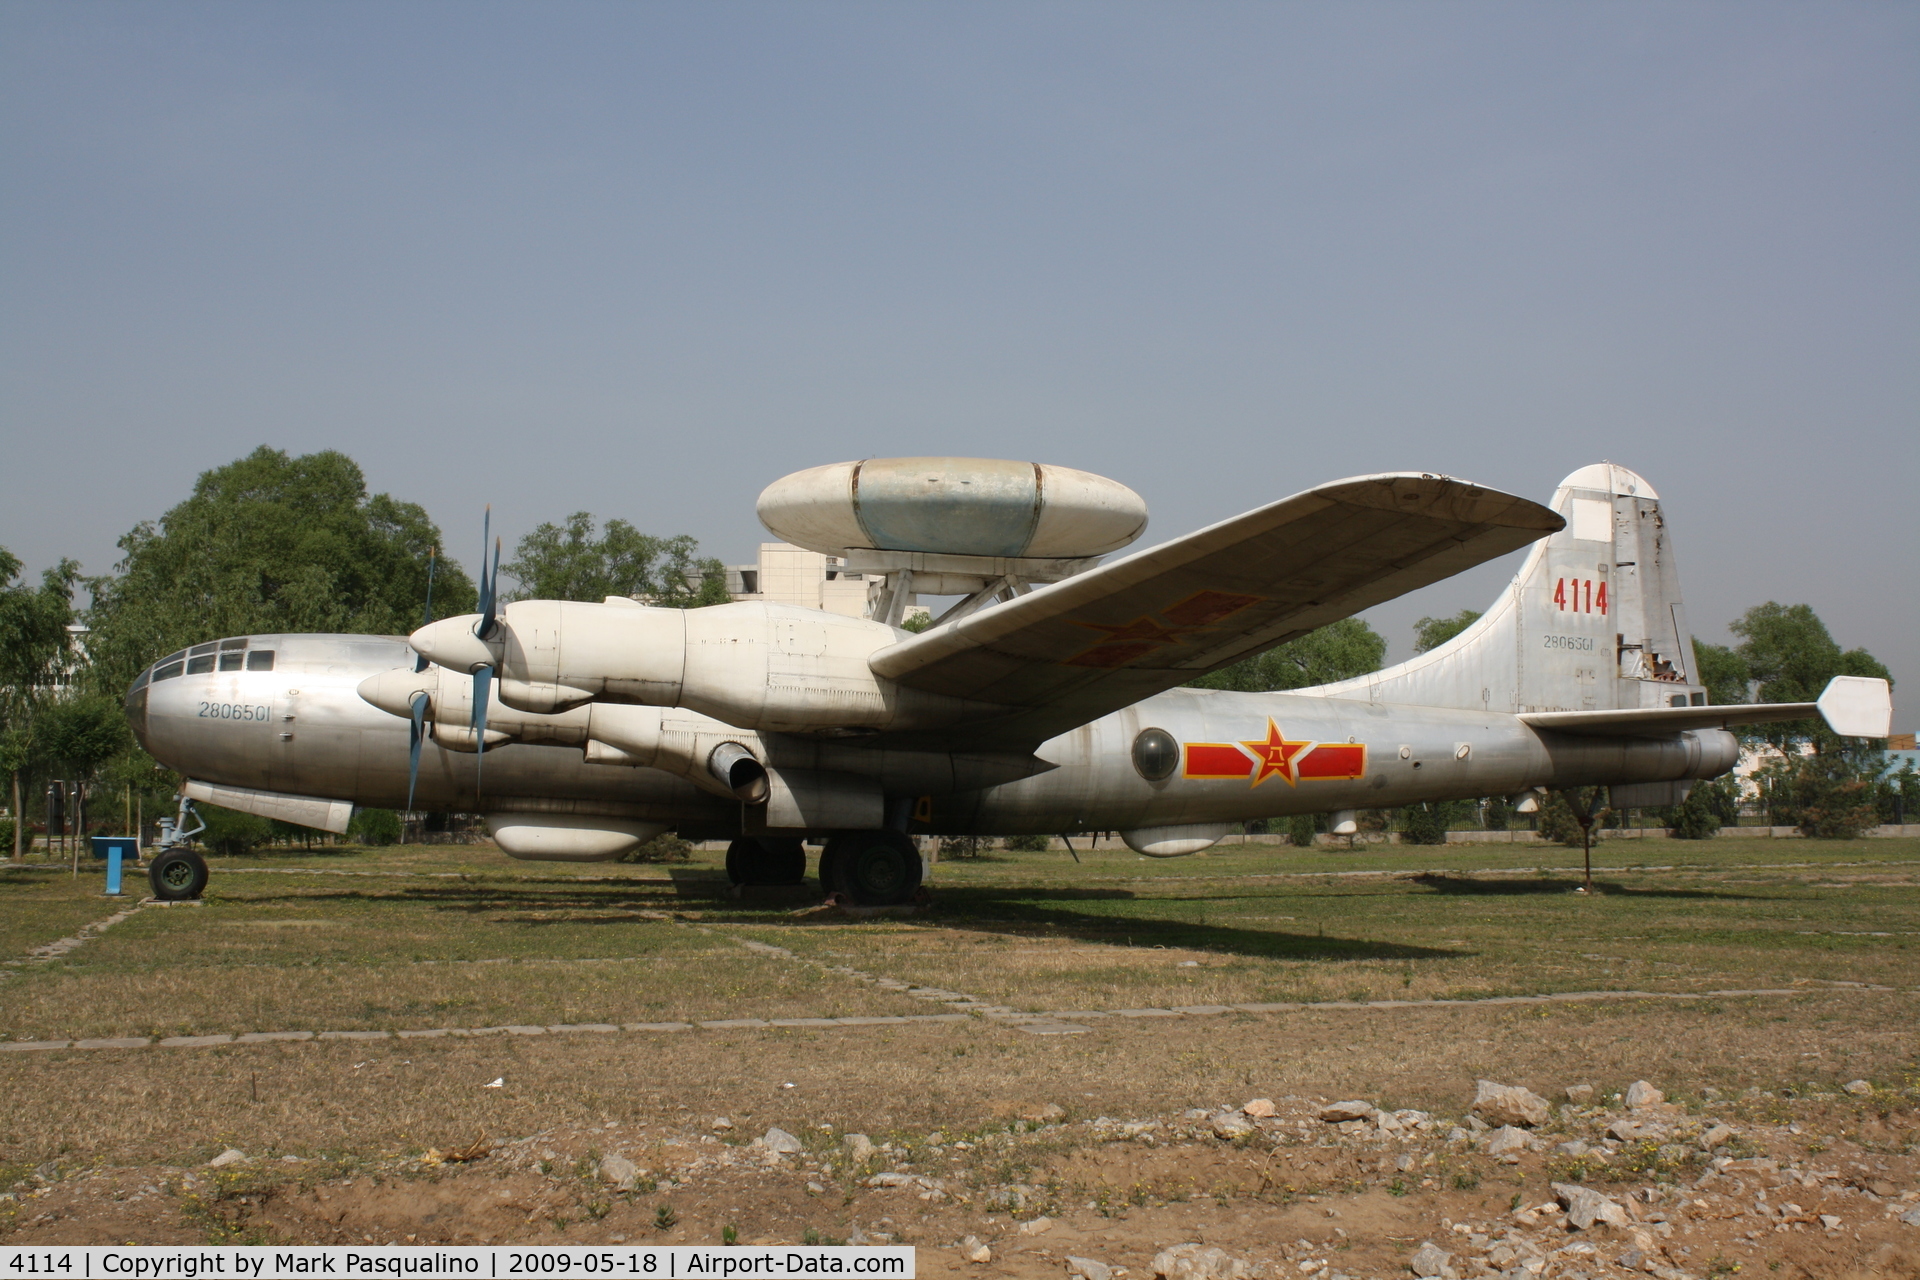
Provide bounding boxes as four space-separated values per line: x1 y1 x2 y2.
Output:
198 701 272 721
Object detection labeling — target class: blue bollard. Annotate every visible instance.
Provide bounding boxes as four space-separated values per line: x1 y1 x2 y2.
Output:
92 836 140 895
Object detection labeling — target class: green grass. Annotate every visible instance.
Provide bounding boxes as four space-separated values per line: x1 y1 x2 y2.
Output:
2 835 1915 1042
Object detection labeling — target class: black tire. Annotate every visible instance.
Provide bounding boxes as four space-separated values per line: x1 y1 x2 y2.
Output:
816 843 845 894
823 830 923 906
726 838 807 886
725 838 770 886
149 849 208 901
759 838 807 885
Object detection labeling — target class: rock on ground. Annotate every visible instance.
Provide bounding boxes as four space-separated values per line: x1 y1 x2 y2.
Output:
1152 1243 1248 1280
1067 1255 1113 1280
957 1235 991 1264
1407 1241 1455 1279
763 1127 804 1155
1552 1181 1631 1230
1241 1098 1276 1118
1485 1125 1530 1156
1564 1083 1594 1104
1319 1100 1376 1122
1470 1080 1550 1128
1210 1111 1254 1139
1624 1080 1665 1109
843 1133 875 1162
598 1155 639 1190
207 1149 247 1168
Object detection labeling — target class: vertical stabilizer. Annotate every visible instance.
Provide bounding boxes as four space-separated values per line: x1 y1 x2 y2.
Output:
1311 463 1705 714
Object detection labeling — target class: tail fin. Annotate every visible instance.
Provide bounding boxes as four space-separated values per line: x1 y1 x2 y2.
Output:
1311 463 1705 714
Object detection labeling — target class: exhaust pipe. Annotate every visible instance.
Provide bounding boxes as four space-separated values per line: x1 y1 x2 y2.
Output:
708 742 770 804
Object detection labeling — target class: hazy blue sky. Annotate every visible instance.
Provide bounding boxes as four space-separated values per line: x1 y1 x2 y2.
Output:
3 2 1914 715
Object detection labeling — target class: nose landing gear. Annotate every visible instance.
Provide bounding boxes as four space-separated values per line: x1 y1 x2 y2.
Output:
148 796 208 901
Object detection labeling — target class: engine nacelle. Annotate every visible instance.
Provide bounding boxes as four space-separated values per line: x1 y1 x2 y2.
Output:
417 599 998 734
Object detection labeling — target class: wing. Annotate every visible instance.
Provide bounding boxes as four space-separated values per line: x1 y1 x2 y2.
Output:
871 472 1563 750
1521 676 1892 739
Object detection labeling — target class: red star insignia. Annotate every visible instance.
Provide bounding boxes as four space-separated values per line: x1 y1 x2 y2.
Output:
1241 718 1315 788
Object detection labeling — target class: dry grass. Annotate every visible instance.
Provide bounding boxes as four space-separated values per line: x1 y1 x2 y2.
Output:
2 989 1914 1171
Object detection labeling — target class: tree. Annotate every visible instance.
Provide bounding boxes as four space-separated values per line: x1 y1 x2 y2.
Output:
0 549 81 857
501 512 730 608
1413 609 1481 654
84 448 475 697
1691 639 1748 709
1729 603 1893 751
1188 618 1387 692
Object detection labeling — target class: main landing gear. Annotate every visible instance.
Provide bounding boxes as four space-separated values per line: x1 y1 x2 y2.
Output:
725 837 807 888
727 831 925 907
819 829 922 907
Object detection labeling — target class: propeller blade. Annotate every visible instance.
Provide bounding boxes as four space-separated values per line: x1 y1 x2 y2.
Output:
405 690 429 827
472 663 493 795
475 508 500 642
415 547 438 673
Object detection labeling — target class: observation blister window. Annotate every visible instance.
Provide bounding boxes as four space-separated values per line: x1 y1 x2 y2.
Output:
1132 727 1179 782
246 650 275 671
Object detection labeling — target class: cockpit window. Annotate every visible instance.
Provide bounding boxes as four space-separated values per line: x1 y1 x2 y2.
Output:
153 658 185 681
220 637 248 650
186 653 216 675
218 651 245 671
189 642 218 657
245 650 275 671
130 668 150 692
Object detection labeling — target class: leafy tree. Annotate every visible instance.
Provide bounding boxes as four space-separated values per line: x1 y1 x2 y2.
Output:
1539 788 1610 847
1481 795 1513 831
84 447 475 696
501 512 729 607
1398 803 1448 845
1691 639 1748 708
1730 602 1892 751
348 807 402 846
1664 777 1738 840
1189 618 1387 692
1412 609 1481 654
1285 813 1318 848
0 548 81 856
199 804 272 857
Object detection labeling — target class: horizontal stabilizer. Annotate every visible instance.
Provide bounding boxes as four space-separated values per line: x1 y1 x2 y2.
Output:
1817 676 1894 738
1520 677 1892 739
183 780 355 834
873 472 1561 750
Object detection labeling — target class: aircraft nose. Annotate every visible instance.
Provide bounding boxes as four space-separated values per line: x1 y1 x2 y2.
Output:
409 614 498 673
358 666 436 718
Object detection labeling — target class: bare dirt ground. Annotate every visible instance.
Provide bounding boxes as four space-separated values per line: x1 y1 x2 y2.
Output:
3 837 1917 1278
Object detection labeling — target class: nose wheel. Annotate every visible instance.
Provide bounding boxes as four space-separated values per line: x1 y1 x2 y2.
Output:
149 848 209 901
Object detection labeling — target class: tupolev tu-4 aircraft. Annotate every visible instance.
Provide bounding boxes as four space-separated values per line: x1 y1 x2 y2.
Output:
126 460 1892 904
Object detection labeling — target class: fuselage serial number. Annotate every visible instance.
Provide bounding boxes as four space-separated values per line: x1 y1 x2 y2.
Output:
1541 635 1596 651
198 702 272 721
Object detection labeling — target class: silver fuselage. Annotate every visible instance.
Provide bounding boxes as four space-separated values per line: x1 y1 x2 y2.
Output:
128 632 1726 839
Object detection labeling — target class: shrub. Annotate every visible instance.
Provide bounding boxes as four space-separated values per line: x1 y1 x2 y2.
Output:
1761 754 1880 839
1003 833 1051 853
1538 789 1609 846
1668 785 1723 840
624 833 691 863
0 817 13 852
1398 803 1448 845
1286 813 1318 848
349 808 402 846
1482 795 1513 830
940 835 988 859
199 804 273 856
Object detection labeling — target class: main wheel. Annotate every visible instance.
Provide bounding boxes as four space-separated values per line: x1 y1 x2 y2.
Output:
725 838 771 886
726 838 808 886
821 830 923 906
759 838 806 885
149 849 208 901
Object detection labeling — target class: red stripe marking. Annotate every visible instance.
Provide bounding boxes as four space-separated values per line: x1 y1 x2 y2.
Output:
1184 743 1254 779
1297 743 1367 780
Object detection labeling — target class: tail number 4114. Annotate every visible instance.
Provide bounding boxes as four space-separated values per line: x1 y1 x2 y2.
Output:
1553 577 1608 615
